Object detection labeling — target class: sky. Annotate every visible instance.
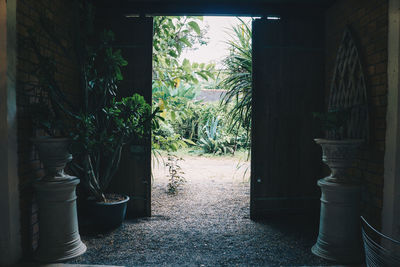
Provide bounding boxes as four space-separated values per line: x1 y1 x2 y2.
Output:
179 16 252 69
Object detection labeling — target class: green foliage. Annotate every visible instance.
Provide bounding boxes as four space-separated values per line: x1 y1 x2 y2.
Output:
165 155 186 194
69 31 158 202
198 117 229 154
197 116 246 155
152 95 198 151
152 16 216 89
152 88 249 154
104 95 154 143
153 134 189 152
72 95 153 155
24 4 158 202
202 75 225 90
153 83 200 100
23 1 97 136
313 109 351 140
29 101 64 136
219 19 252 145
151 16 251 155
24 29 77 136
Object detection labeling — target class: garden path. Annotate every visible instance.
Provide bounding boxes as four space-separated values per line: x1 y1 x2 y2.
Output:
68 155 331 266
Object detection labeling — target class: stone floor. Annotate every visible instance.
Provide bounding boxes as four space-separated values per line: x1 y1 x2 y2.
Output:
16 264 123 267
19 265 358 267
65 156 337 266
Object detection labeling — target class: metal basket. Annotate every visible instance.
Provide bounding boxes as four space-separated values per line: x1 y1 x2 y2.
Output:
361 216 400 267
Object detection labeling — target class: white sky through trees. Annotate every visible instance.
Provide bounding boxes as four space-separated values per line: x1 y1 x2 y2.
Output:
179 16 252 69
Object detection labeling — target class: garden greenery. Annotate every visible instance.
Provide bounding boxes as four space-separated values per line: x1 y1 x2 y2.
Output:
153 16 216 89
152 92 249 154
152 17 251 154
152 17 252 155
165 155 186 194
219 19 252 145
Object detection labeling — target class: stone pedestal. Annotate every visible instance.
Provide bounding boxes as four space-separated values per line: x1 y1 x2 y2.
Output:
34 177 86 262
312 178 363 264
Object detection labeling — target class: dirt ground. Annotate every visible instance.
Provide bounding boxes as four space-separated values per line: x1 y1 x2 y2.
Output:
68 154 331 266
152 154 250 196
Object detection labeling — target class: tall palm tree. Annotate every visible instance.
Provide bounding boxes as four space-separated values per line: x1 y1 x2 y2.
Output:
219 19 252 141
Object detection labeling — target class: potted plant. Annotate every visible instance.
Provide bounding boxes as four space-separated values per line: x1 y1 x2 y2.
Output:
29 100 73 180
312 107 365 263
25 27 78 180
313 108 364 183
25 32 87 262
69 30 159 231
28 9 160 229
72 95 156 230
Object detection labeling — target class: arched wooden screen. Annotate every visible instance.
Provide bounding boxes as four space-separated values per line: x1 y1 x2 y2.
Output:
327 27 369 141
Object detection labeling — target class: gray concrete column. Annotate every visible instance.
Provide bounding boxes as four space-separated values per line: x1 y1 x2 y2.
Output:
312 179 364 264
0 0 22 265
34 178 86 262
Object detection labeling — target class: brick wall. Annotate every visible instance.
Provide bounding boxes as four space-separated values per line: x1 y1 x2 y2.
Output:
16 0 80 256
326 0 388 228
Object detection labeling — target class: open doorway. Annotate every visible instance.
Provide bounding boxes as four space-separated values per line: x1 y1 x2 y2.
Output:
66 10 328 266
103 13 323 220
151 16 252 214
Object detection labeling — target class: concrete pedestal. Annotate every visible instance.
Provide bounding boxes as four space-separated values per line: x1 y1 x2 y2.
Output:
312 178 363 264
34 178 86 262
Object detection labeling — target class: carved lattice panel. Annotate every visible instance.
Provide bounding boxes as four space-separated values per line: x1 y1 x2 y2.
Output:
327 27 369 141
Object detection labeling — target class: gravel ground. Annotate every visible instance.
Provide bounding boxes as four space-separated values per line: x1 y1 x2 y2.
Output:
68 155 332 267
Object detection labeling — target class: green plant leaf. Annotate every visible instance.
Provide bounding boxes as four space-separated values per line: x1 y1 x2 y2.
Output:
188 21 201 35
180 37 192 47
169 50 178 57
182 138 196 145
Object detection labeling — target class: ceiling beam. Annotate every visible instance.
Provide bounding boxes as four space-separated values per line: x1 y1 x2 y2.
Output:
93 0 334 17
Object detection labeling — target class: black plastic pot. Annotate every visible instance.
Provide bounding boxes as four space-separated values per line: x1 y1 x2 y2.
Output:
86 194 130 231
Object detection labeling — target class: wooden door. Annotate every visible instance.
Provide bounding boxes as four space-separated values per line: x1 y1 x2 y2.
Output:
250 17 324 219
98 15 154 218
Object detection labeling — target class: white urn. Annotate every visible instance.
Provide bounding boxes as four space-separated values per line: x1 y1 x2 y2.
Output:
314 138 364 183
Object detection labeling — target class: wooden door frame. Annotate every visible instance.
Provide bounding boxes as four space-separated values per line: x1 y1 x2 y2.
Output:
249 16 325 219
95 3 329 219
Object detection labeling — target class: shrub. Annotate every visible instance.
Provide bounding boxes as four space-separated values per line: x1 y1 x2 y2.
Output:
152 82 250 154
165 155 186 194
219 19 252 147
